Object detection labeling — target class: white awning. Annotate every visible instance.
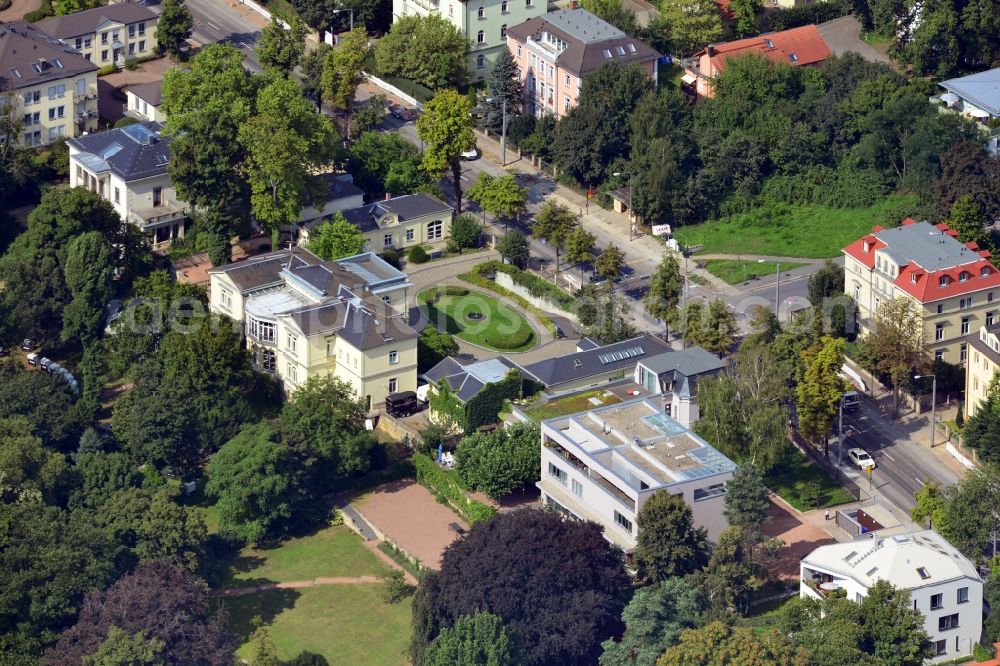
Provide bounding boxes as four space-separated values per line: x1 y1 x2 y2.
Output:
681 73 697 84
969 108 991 118
940 92 960 105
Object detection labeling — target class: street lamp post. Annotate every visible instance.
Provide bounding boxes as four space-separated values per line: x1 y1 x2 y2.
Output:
612 171 636 240
837 394 845 465
914 373 937 449
757 259 781 317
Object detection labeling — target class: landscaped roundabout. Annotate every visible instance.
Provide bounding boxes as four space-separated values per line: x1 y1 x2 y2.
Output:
417 286 538 352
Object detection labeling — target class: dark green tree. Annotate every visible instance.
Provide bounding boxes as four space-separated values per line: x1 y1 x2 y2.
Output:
482 49 523 133
598 577 702 666
418 325 460 374
301 43 332 111
454 422 540 500
411 510 630 666
375 14 468 89
497 230 530 269
0 416 71 505
257 16 307 77
645 252 683 338
564 226 597 266
424 612 523 666
531 200 578 275
807 260 845 308
156 0 193 58
62 231 115 345
449 213 482 250
634 491 709 583
81 626 165 666
595 243 626 283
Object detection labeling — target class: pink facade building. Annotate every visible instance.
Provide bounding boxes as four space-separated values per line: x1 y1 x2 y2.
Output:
505 8 659 119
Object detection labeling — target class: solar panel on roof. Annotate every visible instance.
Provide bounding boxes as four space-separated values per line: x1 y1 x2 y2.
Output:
99 142 123 159
122 123 157 145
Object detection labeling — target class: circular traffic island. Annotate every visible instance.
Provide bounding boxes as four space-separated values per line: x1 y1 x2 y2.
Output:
417 287 537 352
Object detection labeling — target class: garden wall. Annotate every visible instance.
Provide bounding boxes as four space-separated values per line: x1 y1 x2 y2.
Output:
494 272 578 323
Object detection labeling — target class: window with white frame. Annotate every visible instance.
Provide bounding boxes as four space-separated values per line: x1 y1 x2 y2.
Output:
427 220 443 240
477 54 485 69
693 483 726 501
287 333 297 353
548 462 566 484
572 479 582 497
388 377 398 393
47 126 64 141
938 613 959 631
138 22 145 36
286 363 297 383
501 0 508 10
961 343 967 363
935 322 944 341
326 339 335 356
221 289 232 310
389 350 398 365
958 587 969 603
517 45 522 57
962 317 970 335
129 24 136 38
384 233 393 248
261 349 276 372
406 228 415 242
500 24 507 39
477 30 484 43
477 5 484 17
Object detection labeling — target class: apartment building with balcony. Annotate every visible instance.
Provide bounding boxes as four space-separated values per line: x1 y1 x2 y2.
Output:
392 0 546 80
539 396 736 553
633 346 726 428
934 67 1000 155
36 3 158 67
800 530 982 663
0 22 98 147
67 121 188 249
843 219 1000 366
506 9 659 119
208 247 417 407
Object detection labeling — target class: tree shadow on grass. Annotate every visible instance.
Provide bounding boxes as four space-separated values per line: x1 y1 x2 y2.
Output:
213 588 301 642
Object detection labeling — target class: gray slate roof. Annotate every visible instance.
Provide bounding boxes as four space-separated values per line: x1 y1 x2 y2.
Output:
638 346 726 378
67 121 172 182
521 334 671 387
127 79 162 106
423 356 520 403
940 67 1000 117
0 22 97 91
210 247 325 292
873 220 985 272
35 4 157 39
340 193 452 234
506 9 660 77
285 299 417 348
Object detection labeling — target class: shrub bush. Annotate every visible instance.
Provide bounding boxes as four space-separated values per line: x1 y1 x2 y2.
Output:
485 329 534 350
408 244 429 263
412 452 496 524
0 0 13 11
382 248 401 269
23 0 54 22
97 64 118 77
124 58 139 71
440 286 469 297
764 0 849 31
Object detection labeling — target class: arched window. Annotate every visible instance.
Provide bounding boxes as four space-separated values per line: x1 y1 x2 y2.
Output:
477 30 484 43
477 5 484 17
500 24 507 39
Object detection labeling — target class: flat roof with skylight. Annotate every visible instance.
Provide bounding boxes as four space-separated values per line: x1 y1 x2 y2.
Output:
544 397 737 488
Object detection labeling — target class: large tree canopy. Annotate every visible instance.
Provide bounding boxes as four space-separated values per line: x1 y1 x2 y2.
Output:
412 509 631 666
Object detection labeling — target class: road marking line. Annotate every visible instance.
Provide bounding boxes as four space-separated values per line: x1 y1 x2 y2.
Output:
880 451 895 462
915 477 925 486
207 21 221 31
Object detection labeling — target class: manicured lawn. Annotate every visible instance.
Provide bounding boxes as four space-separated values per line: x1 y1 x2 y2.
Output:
219 525 392 589
703 259 807 285
743 594 798 634
219 585 412 665
766 447 855 511
418 287 537 352
676 196 918 259
520 389 623 421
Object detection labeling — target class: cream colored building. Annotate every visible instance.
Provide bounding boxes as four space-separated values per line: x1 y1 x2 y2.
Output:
123 80 165 122
67 121 188 249
843 219 1000 366
966 325 1000 419
36 4 158 67
332 193 454 254
0 22 99 146
208 247 418 408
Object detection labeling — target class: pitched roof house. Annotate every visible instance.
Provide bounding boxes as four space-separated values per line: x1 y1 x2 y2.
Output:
683 25 831 98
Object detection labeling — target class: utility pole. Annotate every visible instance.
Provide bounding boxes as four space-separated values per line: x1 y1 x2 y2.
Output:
500 97 507 166
837 395 844 466
914 373 937 449
774 261 781 318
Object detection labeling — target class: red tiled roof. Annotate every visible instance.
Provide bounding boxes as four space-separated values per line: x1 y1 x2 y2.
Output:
844 220 1000 303
703 25 832 74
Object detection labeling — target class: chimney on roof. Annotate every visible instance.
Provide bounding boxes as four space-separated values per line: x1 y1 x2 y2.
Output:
707 45 716 56
385 192 391 201
570 0 577 7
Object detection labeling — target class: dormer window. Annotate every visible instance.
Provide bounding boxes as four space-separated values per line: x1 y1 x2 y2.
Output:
939 276 950 287
960 271 969 282
911 273 917 284
983 266 991 277
789 53 798 62
603 49 612 59
863 241 871 252
764 39 774 48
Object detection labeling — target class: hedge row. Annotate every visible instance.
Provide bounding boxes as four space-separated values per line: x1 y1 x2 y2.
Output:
461 264 558 337
483 328 534 350
23 0 53 22
412 452 496 525
763 0 851 32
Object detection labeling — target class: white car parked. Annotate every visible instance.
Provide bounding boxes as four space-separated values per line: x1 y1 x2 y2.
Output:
848 447 876 470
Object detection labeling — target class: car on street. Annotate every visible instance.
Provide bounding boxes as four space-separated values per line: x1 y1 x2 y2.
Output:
387 104 417 122
461 146 479 160
848 447 876 470
843 390 861 412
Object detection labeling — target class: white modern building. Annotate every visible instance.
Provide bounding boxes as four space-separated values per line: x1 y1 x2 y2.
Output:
800 530 983 663
538 397 736 553
633 346 726 428
123 80 165 122
391 0 547 81
67 121 188 248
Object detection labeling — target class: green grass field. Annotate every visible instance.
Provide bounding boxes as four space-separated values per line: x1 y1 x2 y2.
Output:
219 585 412 665
676 196 917 259
219 525 392 589
703 260 808 285
766 447 855 511
520 389 623 421
418 287 537 352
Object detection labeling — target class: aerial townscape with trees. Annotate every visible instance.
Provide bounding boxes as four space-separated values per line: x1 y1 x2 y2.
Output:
0 0 999 662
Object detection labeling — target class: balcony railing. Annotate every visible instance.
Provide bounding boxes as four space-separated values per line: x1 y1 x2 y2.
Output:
74 91 97 102
406 0 439 10
128 205 187 229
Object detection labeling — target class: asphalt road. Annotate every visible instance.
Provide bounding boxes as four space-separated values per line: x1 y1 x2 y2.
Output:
148 0 264 72
831 395 959 516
